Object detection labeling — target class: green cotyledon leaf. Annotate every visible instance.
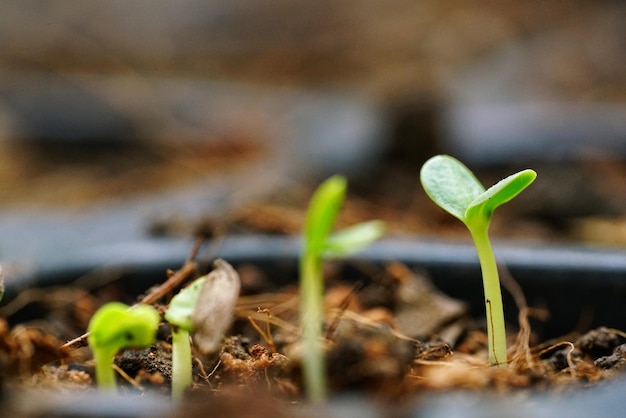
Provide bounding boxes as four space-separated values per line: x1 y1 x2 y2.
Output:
420 155 536 226
164 276 207 331
420 155 485 222
303 175 347 254
323 220 385 258
465 169 536 224
88 302 160 350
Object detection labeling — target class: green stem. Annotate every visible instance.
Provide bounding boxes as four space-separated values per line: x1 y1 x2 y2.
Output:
171 327 192 399
299 250 327 403
94 347 117 393
469 224 507 367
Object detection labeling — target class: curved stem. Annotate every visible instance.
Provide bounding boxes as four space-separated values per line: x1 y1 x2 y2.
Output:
469 224 507 367
171 327 192 399
299 250 327 403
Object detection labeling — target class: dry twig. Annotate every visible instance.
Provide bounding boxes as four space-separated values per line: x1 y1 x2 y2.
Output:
60 237 204 350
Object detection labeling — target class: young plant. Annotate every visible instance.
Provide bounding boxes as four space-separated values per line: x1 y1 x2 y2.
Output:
420 155 536 367
300 175 385 402
164 259 240 400
87 302 160 392
165 277 203 400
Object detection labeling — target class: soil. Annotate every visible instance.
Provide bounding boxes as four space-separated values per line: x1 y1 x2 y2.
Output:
3 134 626 416
2 141 626 416
2 243 626 417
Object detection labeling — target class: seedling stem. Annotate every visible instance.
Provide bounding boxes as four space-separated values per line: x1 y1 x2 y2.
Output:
420 155 536 367
300 250 326 402
469 223 507 366
300 175 384 402
170 327 192 399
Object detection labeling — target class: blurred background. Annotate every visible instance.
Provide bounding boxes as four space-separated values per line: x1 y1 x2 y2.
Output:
1 0 626 267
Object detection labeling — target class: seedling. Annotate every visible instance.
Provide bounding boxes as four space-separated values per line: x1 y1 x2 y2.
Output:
87 302 160 392
164 259 240 399
420 155 536 367
165 277 203 399
300 175 385 402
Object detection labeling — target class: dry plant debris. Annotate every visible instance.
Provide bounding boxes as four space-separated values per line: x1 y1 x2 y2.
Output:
2 255 626 404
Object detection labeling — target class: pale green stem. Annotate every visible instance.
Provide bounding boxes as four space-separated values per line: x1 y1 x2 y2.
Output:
94 347 117 393
299 250 327 403
469 223 508 367
171 327 192 399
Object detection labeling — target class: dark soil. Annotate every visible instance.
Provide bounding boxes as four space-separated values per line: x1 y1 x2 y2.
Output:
2 250 626 417
1 147 626 417
2 142 626 416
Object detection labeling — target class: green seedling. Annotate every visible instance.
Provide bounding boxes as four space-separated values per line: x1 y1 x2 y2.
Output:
165 277 203 399
300 175 385 402
87 302 160 392
164 259 240 400
420 155 536 367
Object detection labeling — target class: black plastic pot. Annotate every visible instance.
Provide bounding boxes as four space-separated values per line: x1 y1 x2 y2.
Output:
3 235 626 417
7 235 626 336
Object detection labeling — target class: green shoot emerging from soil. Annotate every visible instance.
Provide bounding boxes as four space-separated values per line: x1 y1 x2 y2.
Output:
420 155 536 367
165 259 240 400
87 302 160 392
301 175 385 402
165 276 205 400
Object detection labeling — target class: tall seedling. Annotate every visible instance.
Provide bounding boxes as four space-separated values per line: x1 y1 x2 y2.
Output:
420 155 536 366
300 175 385 402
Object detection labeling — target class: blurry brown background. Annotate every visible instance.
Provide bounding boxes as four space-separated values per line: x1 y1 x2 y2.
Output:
1 0 626 263
3 1 624 98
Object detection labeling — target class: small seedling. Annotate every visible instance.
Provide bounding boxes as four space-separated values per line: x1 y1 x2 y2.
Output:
164 259 240 399
300 175 385 402
420 155 536 367
87 302 160 392
165 277 203 399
